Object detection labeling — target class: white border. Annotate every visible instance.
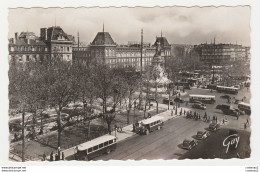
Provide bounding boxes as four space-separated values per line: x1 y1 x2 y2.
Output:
0 0 260 168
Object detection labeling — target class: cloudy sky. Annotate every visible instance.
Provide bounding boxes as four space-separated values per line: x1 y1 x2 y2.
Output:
8 6 250 46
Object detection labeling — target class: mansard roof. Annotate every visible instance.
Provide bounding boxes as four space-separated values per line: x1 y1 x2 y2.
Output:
91 32 116 45
154 37 170 47
46 26 72 41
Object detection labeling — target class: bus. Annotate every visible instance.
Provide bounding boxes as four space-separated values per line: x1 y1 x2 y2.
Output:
189 94 216 104
216 86 239 94
135 116 164 135
74 135 117 160
238 102 251 115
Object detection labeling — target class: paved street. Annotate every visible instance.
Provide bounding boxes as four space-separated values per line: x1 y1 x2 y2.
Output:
94 116 210 160
92 86 251 160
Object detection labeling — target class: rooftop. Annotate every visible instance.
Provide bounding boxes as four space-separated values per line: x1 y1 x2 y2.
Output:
91 32 116 46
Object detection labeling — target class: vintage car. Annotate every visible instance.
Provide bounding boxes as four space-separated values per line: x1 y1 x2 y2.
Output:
196 131 210 140
209 123 220 131
182 139 198 150
192 103 206 110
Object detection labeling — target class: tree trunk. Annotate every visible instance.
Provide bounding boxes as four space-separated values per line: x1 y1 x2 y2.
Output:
127 109 130 125
87 120 91 140
32 109 37 140
22 111 25 162
57 107 62 148
107 121 111 135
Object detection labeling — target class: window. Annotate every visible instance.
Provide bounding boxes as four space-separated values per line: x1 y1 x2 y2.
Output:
67 47 70 52
93 145 98 151
104 141 108 146
88 147 93 153
26 56 29 62
109 140 113 144
99 143 104 149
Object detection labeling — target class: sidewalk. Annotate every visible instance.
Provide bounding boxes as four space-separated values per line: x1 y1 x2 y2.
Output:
62 107 188 160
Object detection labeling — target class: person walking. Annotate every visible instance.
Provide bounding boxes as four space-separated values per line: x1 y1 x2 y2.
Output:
215 116 218 123
55 153 59 161
50 152 54 161
61 152 65 160
184 110 186 116
246 119 250 125
43 152 46 161
244 123 247 129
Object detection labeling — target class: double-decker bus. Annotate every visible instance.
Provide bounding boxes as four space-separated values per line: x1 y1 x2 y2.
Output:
238 102 251 115
74 135 117 161
189 94 216 104
216 86 239 94
135 116 164 135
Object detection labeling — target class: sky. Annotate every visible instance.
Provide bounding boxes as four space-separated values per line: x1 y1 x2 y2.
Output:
8 6 251 46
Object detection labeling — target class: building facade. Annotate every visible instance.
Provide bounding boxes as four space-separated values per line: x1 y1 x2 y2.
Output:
194 43 250 64
72 31 172 70
8 26 74 64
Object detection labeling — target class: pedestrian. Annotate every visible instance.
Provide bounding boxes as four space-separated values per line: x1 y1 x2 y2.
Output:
223 119 225 125
237 113 239 120
198 114 201 120
215 116 218 123
43 152 46 161
244 123 247 129
50 152 54 161
246 119 249 125
55 153 59 161
62 152 65 160
171 110 173 116
184 110 186 116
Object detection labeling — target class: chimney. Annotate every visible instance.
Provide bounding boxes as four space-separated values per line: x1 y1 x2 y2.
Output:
40 28 47 41
14 32 18 44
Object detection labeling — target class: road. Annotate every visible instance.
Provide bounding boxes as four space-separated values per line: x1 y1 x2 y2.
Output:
93 86 250 160
94 116 209 160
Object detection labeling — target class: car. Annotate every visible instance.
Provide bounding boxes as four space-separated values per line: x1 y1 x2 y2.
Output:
209 123 220 131
192 103 206 110
220 95 231 99
196 131 210 140
233 85 241 89
163 98 174 105
234 99 241 104
174 97 185 103
182 139 198 150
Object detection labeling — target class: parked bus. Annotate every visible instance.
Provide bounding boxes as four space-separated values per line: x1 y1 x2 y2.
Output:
74 135 117 160
135 116 164 135
238 102 251 115
216 86 239 94
189 94 216 104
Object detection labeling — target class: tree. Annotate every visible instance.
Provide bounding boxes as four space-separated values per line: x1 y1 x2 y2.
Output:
45 58 75 148
72 62 97 140
122 67 140 124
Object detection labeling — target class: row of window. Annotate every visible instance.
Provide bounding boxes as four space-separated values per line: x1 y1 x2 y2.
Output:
87 139 115 154
9 46 47 52
149 120 162 127
53 46 71 52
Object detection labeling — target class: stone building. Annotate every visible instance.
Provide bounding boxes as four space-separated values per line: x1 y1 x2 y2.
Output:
194 42 250 64
8 26 74 64
72 30 172 70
